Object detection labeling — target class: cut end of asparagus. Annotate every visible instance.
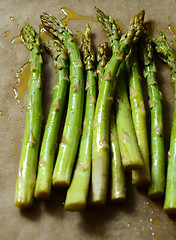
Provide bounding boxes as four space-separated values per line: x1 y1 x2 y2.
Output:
148 191 164 200
64 202 86 211
34 190 50 201
52 178 70 188
111 192 126 202
88 198 106 206
132 172 151 186
132 178 151 186
124 163 143 171
164 207 176 215
14 198 33 209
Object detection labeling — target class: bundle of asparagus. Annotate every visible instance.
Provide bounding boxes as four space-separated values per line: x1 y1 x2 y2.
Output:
14 7 176 215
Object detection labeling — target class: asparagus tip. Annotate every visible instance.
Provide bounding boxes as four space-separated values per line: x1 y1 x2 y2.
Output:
130 9 145 29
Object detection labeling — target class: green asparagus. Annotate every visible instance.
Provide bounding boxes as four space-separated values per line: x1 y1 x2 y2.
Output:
96 7 126 201
90 10 145 205
14 24 43 208
64 24 96 210
115 63 143 170
127 45 150 185
152 31 176 213
96 7 144 171
110 110 126 201
143 36 165 198
35 40 69 200
95 7 121 51
41 13 85 187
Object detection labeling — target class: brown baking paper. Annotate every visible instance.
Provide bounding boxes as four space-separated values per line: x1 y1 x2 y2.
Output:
1 0 176 239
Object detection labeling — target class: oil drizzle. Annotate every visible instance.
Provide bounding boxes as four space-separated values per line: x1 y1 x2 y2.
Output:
115 20 125 31
3 30 11 37
61 7 97 26
168 23 176 36
60 7 125 31
10 16 16 22
11 28 24 45
147 22 158 37
17 25 22 30
14 62 30 107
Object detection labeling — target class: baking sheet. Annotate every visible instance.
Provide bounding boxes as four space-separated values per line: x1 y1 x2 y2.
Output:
1 0 176 239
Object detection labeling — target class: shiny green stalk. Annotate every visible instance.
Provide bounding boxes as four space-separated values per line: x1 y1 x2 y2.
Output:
41 13 84 187
110 111 126 201
143 36 165 198
65 24 96 210
95 9 126 201
152 31 176 214
14 25 43 208
115 63 143 170
35 40 69 200
127 45 150 186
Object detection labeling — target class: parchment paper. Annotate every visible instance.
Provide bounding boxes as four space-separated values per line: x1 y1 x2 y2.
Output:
1 0 176 239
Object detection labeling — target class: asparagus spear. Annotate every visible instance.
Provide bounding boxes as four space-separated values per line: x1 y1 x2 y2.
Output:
110 110 126 201
14 25 43 208
41 13 85 187
96 7 143 171
127 45 150 186
35 40 69 200
90 10 145 205
115 63 143 170
152 31 176 214
97 42 111 88
95 7 121 51
142 36 165 198
64 24 96 211
95 8 126 201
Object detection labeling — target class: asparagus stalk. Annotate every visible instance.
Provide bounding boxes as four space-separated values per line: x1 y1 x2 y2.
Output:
127 45 150 185
152 31 176 214
96 7 143 171
41 13 85 187
142 36 165 198
115 63 142 170
64 24 96 211
97 42 111 88
110 110 126 201
95 8 126 201
14 25 43 208
90 10 145 205
35 40 69 200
